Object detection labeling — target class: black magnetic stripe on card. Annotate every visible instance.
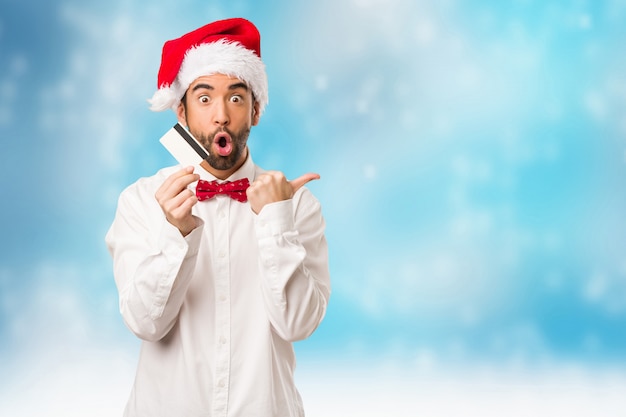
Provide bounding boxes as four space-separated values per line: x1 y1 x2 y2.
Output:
174 123 209 160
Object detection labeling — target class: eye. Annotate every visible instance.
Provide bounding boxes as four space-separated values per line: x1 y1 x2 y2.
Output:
198 95 210 104
230 94 243 103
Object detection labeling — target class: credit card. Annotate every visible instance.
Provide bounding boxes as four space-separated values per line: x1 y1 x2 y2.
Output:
159 123 208 166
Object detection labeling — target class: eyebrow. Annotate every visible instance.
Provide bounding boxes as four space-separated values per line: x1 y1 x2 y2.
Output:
191 82 249 92
228 82 249 91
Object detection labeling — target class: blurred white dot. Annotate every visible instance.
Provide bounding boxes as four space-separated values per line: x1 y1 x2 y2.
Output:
457 64 481 90
545 271 564 292
363 164 377 180
38 110 56 132
10 55 28 75
459 305 480 327
579 14 592 30
541 141 560 161
0 80 16 101
542 232 561 252
314 75 328 91
544 99 564 121
448 338 467 360
355 99 369 114
0 107 12 126
583 273 607 302
414 348 437 371
70 52 89 76
584 90 607 122
582 333 601 352
59 80 77 100
414 20 435 45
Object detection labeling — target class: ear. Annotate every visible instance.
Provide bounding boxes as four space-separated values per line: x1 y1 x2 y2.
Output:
251 101 261 126
176 101 187 126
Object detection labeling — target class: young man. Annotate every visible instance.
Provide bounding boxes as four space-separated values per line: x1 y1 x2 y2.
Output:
105 18 331 417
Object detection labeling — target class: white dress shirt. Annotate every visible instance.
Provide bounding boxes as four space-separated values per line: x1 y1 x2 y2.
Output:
105 155 331 417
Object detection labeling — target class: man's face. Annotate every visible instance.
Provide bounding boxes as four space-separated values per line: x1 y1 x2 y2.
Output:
177 73 260 178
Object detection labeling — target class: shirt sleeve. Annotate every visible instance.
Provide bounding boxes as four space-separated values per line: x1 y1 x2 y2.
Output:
254 187 331 342
105 181 204 342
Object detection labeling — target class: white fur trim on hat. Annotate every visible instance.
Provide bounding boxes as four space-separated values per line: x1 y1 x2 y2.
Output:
148 40 268 115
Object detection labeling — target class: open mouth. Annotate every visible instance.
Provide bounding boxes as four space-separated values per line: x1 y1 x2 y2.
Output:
213 132 233 157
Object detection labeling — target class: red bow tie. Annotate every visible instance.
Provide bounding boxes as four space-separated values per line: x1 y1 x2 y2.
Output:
196 178 250 203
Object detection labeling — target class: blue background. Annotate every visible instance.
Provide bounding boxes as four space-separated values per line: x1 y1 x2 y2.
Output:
1 0 625 414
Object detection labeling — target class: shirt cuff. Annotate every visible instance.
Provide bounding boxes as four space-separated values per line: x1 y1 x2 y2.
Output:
254 199 294 238
158 216 204 259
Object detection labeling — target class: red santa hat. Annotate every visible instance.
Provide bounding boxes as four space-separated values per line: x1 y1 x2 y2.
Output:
148 18 268 115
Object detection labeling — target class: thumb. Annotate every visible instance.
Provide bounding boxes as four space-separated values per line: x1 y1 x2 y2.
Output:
289 172 321 192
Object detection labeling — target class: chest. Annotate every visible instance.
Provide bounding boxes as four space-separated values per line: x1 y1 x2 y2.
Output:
187 196 261 309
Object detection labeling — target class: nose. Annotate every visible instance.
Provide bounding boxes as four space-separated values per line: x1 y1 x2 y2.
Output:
212 99 230 127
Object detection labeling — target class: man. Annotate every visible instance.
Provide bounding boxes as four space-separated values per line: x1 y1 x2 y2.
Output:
105 18 331 417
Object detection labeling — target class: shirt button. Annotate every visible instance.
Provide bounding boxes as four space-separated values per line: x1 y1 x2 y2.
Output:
220 337 227 345
219 294 227 302
219 211 226 219
218 380 225 388
218 251 226 258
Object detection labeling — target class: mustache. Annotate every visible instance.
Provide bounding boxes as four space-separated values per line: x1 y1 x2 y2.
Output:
210 127 233 140
196 128 232 145
194 125 250 149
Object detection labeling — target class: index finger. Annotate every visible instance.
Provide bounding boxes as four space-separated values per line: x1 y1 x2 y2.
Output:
157 166 198 197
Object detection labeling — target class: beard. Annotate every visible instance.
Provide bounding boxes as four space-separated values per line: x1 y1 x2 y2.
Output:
193 125 250 171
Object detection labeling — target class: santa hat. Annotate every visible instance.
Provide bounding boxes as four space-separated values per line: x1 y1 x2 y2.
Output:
148 18 268 115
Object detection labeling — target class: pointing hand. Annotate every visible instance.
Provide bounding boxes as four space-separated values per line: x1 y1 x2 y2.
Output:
247 171 320 214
